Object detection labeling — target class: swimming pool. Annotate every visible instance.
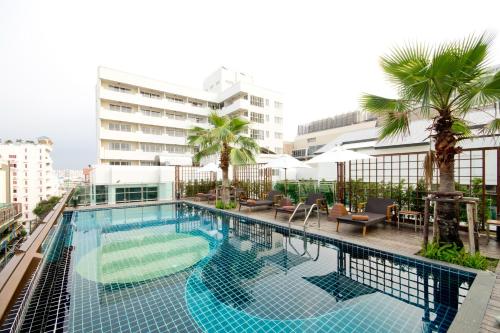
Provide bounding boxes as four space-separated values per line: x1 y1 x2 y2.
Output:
16 203 476 332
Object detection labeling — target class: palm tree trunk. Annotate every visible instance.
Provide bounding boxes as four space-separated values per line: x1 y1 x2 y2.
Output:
221 167 230 204
220 144 230 205
434 117 463 247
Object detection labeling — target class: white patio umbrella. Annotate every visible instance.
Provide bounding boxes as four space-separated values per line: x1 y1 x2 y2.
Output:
306 147 373 164
265 155 311 196
198 162 219 173
306 147 373 203
197 162 219 184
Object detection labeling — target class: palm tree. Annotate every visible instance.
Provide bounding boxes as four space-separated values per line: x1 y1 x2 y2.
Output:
187 111 260 206
361 34 500 247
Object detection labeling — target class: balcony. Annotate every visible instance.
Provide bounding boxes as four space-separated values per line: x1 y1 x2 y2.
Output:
221 99 249 116
0 203 22 233
99 88 212 116
100 149 191 161
99 108 210 130
99 129 187 145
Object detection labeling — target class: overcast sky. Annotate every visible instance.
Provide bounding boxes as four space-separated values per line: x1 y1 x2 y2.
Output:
1 0 499 169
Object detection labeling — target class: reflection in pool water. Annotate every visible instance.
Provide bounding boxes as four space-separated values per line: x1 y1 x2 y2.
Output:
76 229 209 284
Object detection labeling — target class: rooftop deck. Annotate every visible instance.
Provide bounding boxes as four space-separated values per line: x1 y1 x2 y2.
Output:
188 199 500 332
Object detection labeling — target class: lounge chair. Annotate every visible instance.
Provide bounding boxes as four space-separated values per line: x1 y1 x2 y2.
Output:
274 193 326 220
335 198 397 236
239 191 282 211
196 189 216 203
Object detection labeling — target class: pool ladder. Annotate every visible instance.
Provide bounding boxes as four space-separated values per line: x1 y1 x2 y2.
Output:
288 203 320 237
286 203 321 262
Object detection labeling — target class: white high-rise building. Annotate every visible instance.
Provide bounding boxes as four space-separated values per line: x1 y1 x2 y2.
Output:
96 66 284 166
0 137 59 221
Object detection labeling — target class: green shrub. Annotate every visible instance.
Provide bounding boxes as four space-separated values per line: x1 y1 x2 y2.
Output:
422 242 488 270
215 200 236 210
33 196 60 220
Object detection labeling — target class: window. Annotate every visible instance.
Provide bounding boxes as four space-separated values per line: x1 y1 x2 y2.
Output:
140 90 161 99
307 137 316 143
165 128 186 137
265 99 269 106
165 95 184 103
165 145 187 153
140 161 156 166
141 126 163 135
109 104 132 113
143 186 158 201
109 84 131 93
109 123 131 132
266 131 269 138
265 114 270 122
141 108 162 117
250 95 264 107
166 112 186 120
188 99 204 107
109 142 131 151
110 161 131 166
140 143 163 152
274 116 283 124
274 101 283 109
250 112 264 123
275 132 283 139
115 186 158 203
250 129 264 140
188 114 207 123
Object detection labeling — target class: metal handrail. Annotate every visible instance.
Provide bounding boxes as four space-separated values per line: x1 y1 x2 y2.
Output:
288 202 305 233
303 204 320 235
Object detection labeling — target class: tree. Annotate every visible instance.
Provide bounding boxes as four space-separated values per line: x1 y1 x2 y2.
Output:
33 196 60 220
361 34 500 247
187 111 260 206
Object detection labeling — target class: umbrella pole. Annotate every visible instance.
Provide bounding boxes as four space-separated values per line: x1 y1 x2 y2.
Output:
285 168 287 197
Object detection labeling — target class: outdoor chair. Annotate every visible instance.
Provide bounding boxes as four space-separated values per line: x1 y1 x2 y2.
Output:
274 193 326 220
196 189 216 203
335 197 397 236
238 190 282 211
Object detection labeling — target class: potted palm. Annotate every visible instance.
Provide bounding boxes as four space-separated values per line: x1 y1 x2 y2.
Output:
188 111 260 208
361 34 500 247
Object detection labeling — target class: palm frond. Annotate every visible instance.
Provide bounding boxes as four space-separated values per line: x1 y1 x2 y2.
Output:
360 94 412 114
480 118 500 137
360 94 412 139
454 70 500 114
229 148 256 165
193 143 221 162
235 136 260 152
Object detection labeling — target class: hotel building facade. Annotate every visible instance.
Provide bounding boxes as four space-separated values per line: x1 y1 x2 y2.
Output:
96 66 284 166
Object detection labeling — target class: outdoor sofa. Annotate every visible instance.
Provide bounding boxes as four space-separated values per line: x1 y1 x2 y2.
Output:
335 197 397 236
239 190 282 211
196 189 216 203
274 193 326 220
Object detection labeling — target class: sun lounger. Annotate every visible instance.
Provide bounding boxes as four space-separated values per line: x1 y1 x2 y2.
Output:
336 198 397 236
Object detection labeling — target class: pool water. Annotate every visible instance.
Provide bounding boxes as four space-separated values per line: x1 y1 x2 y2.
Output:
19 203 475 332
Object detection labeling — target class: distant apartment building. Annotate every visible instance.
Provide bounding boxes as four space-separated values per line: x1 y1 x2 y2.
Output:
0 163 11 204
0 138 58 221
96 66 284 166
291 111 377 160
54 169 85 192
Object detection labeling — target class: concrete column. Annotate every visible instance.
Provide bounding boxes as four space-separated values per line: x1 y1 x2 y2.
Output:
107 186 116 204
